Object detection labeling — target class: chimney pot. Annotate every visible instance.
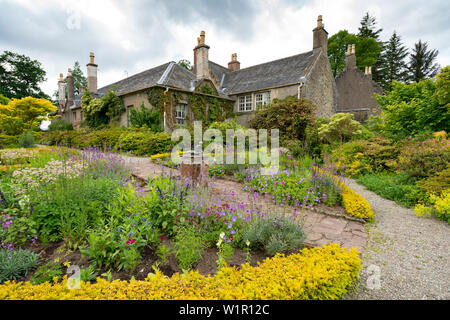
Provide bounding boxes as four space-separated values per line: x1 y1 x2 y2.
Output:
87 52 98 93
313 15 328 51
193 31 210 79
228 53 240 71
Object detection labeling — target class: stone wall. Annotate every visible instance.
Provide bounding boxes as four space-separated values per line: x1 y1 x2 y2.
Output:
302 48 337 118
335 67 383 121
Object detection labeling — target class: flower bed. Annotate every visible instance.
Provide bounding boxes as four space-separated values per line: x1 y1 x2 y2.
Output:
0 244 361 300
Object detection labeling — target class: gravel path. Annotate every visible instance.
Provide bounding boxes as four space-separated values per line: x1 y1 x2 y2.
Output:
345 178 450 300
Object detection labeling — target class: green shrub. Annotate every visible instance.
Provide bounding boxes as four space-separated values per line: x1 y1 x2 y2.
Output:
48 120 74 131
0 135 17 149
249 96 316 141
398 136 449 178
129 103 163 132
80 265 98 283
243 215 305 256
356 172 422 208
30 261 62 285
174 227 205 271
416 165 450 195
156 244 172 267
318 113 363 144
17 132 36 148
0 249 39 283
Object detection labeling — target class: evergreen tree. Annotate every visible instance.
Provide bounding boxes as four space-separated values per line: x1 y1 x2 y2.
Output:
53 61 88 101
358 12 383 41
358 12 386 87
408 40 440 82
380 31 409 90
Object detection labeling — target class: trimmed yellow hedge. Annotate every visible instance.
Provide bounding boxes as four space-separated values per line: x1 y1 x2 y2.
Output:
341 185 375 221
0 244 361 300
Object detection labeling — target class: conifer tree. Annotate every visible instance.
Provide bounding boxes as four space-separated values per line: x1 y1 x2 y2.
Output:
408 40 440 82
379 31 409 90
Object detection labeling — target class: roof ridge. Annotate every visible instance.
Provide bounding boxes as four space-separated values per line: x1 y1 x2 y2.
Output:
232 50 314 73
98 61 172 92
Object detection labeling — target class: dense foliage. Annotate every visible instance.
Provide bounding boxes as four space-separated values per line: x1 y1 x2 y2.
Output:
81 90 125 128
0 97 57 136
249 96 316 141
129 103 163 131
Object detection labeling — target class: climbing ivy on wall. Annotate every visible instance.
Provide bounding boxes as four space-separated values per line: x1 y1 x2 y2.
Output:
147 85 234 129
81 90 125 128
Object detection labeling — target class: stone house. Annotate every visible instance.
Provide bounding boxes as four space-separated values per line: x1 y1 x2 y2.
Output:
56 15 339 130
335 44 384 122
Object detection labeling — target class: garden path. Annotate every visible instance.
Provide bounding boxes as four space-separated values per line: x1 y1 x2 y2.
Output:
119 155 368 251
345 179 450 300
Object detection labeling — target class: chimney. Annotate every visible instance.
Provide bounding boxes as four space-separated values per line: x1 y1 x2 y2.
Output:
312 15 328 52
86 52 98 93
345 44 356 69
193 31 210 80
228 53 240 71
57 73 66 109
66 68 75 106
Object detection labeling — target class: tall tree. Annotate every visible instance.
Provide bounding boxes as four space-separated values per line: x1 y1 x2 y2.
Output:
328 30 382 77
408 40 440 82
379 31 409 90
358 12 383 41
0 51 49 99
358 12 386 86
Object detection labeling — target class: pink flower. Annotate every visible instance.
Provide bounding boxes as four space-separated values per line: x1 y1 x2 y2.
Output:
126 238 136 245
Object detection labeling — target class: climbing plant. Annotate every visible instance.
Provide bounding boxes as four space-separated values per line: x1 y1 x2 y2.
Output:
81 90 125 128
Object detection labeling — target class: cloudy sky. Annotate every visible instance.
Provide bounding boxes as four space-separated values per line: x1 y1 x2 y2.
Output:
1 0 449 97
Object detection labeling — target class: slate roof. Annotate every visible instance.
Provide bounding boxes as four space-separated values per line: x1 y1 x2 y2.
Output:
71 48 319 107
218 50 317 95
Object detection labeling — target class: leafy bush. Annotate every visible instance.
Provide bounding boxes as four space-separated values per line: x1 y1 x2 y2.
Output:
415 190 450 223
129 103 163 132
373 68 450 140
0 244 362 300
80 265 98 283
48 120 74 131
30 260 62 285
174 227 205 271
397 135 449 178
357 172 422 208
416 165 450 195
341 185 375 221
249 96 316 141
331 136 399 176
0 135 17 149
0 249 39 283
17 132 36 148
318 113 363 144
116 131 173 156
81 90 125 129
243 215 304 256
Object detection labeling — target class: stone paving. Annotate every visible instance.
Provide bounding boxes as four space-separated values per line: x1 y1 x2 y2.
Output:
121 154 368 252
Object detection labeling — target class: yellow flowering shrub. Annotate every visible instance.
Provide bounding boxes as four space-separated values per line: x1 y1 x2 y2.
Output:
341 185 375 221
415 189 450 223
314 167 375 221
0 244 361 300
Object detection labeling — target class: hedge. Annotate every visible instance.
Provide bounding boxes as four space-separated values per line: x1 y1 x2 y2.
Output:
40 128 174 156
0 244 362 300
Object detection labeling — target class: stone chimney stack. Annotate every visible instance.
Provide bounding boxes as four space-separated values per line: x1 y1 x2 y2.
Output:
86 52 98 93
345 44 356 69
228 53 240 71
57 73 66 109
312 15 328 52
66 68 75 106
193 31 210 80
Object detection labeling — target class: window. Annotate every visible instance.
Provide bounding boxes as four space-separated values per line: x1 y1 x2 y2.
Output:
238 94 252 112
72 111 77 121
255 91 271 108
176 104 187 125
126 105 134 126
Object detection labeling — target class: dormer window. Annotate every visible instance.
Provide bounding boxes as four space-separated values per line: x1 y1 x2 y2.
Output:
238 94 252 112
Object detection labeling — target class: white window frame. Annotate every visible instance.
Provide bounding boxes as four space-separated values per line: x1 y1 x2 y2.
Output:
238 94 253 112
255 91 271 109
176 104 187 125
